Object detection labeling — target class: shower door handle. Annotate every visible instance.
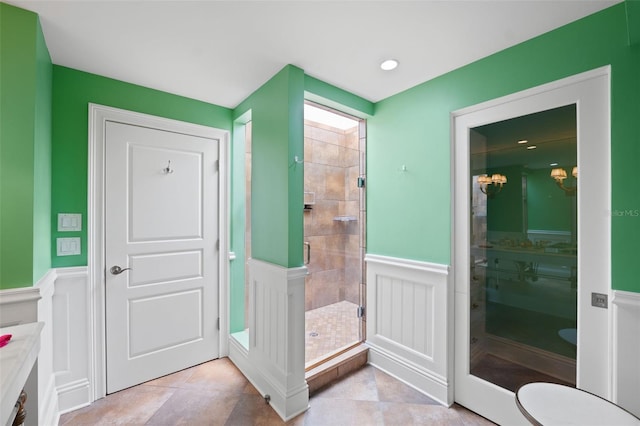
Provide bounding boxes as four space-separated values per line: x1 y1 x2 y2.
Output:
304 242 311 265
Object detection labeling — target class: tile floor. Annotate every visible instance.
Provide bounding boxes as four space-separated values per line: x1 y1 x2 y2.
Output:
305 301 360 365
59 358 495 425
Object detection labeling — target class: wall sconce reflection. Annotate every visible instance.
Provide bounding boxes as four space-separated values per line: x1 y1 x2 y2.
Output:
477 173 507 198
550 166 577 196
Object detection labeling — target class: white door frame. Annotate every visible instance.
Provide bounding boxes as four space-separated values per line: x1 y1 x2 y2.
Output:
88 104 230 400
451 66 611 423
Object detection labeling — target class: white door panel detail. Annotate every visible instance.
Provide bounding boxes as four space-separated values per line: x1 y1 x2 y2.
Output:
105 121 219 393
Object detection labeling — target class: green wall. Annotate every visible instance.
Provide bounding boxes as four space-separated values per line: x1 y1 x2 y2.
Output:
304 75 374 118
485 166 524 234
368 3 640 292
51 66 232 268
527 168 574 232
0 3 52 289
232 65 305 268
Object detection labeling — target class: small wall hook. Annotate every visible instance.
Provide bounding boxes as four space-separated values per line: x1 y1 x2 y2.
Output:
163 160 174 174
294 155 304 164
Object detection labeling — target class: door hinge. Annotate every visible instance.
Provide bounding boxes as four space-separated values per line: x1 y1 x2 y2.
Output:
357 177 365 188
214 160 219 172
217 317 220 330
357 306 365 318
216 239 219 251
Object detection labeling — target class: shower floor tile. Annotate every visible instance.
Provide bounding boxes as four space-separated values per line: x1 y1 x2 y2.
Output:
305 300 360 365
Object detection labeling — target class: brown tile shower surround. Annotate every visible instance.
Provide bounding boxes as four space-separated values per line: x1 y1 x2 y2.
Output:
60 358 495 425
303 119 361 313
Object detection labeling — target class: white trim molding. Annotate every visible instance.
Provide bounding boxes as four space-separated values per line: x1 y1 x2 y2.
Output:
365 254 451 405
229 258 309 421
611 290 640 417
0 286 42 327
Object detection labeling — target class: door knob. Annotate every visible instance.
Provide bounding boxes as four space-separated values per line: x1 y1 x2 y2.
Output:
110 265 132 275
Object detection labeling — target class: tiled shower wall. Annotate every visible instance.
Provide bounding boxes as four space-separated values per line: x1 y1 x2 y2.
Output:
303 119 363 311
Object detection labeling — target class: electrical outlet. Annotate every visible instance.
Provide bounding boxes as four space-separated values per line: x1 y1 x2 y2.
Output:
591 292 608 309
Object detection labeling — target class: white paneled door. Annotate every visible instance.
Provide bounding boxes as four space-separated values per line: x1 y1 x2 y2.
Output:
105 121 220 393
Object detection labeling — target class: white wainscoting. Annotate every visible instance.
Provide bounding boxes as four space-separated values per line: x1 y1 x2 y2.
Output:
365 254 451 405
228 258 309 421
52 267 91 414
611 290 640 417
0 270 59 426
36 270 60 426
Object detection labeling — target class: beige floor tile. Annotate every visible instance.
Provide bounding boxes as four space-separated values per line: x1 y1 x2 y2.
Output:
312 366 378 401
60 360 493 426
373 368 439 405
300 398 384 426
60 385 175 425
145 388 240 426
223 394 285 426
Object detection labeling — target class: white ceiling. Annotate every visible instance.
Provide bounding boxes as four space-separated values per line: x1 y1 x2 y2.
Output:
8 0 621 109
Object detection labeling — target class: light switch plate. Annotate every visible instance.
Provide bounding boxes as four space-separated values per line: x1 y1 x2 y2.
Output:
58 213 82 232
57 237 81 256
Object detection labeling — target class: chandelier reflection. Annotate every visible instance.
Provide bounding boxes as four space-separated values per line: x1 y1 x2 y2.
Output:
550 166 577 196
477 173 507 198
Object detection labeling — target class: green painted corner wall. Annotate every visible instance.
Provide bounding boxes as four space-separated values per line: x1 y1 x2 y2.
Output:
368 3 640 292
51 65 232 268
232 65 305 269
0 3 51 289
304 75 374 118
33 13 53 283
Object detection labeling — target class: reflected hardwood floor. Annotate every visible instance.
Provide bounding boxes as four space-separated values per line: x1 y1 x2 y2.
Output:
60 358 495 425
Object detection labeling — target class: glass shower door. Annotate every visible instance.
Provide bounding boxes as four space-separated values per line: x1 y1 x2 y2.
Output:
303 103 364 368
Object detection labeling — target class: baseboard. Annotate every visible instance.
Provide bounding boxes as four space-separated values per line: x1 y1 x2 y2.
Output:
367 341 449 406
56 379 92 415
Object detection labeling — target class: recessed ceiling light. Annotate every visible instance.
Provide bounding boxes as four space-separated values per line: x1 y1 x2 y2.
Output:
380 59 399 71
527 145 537 150
550 162 558 166
517 140 528 144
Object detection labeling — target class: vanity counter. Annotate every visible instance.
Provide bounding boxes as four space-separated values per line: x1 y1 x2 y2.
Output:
0 322 43 426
